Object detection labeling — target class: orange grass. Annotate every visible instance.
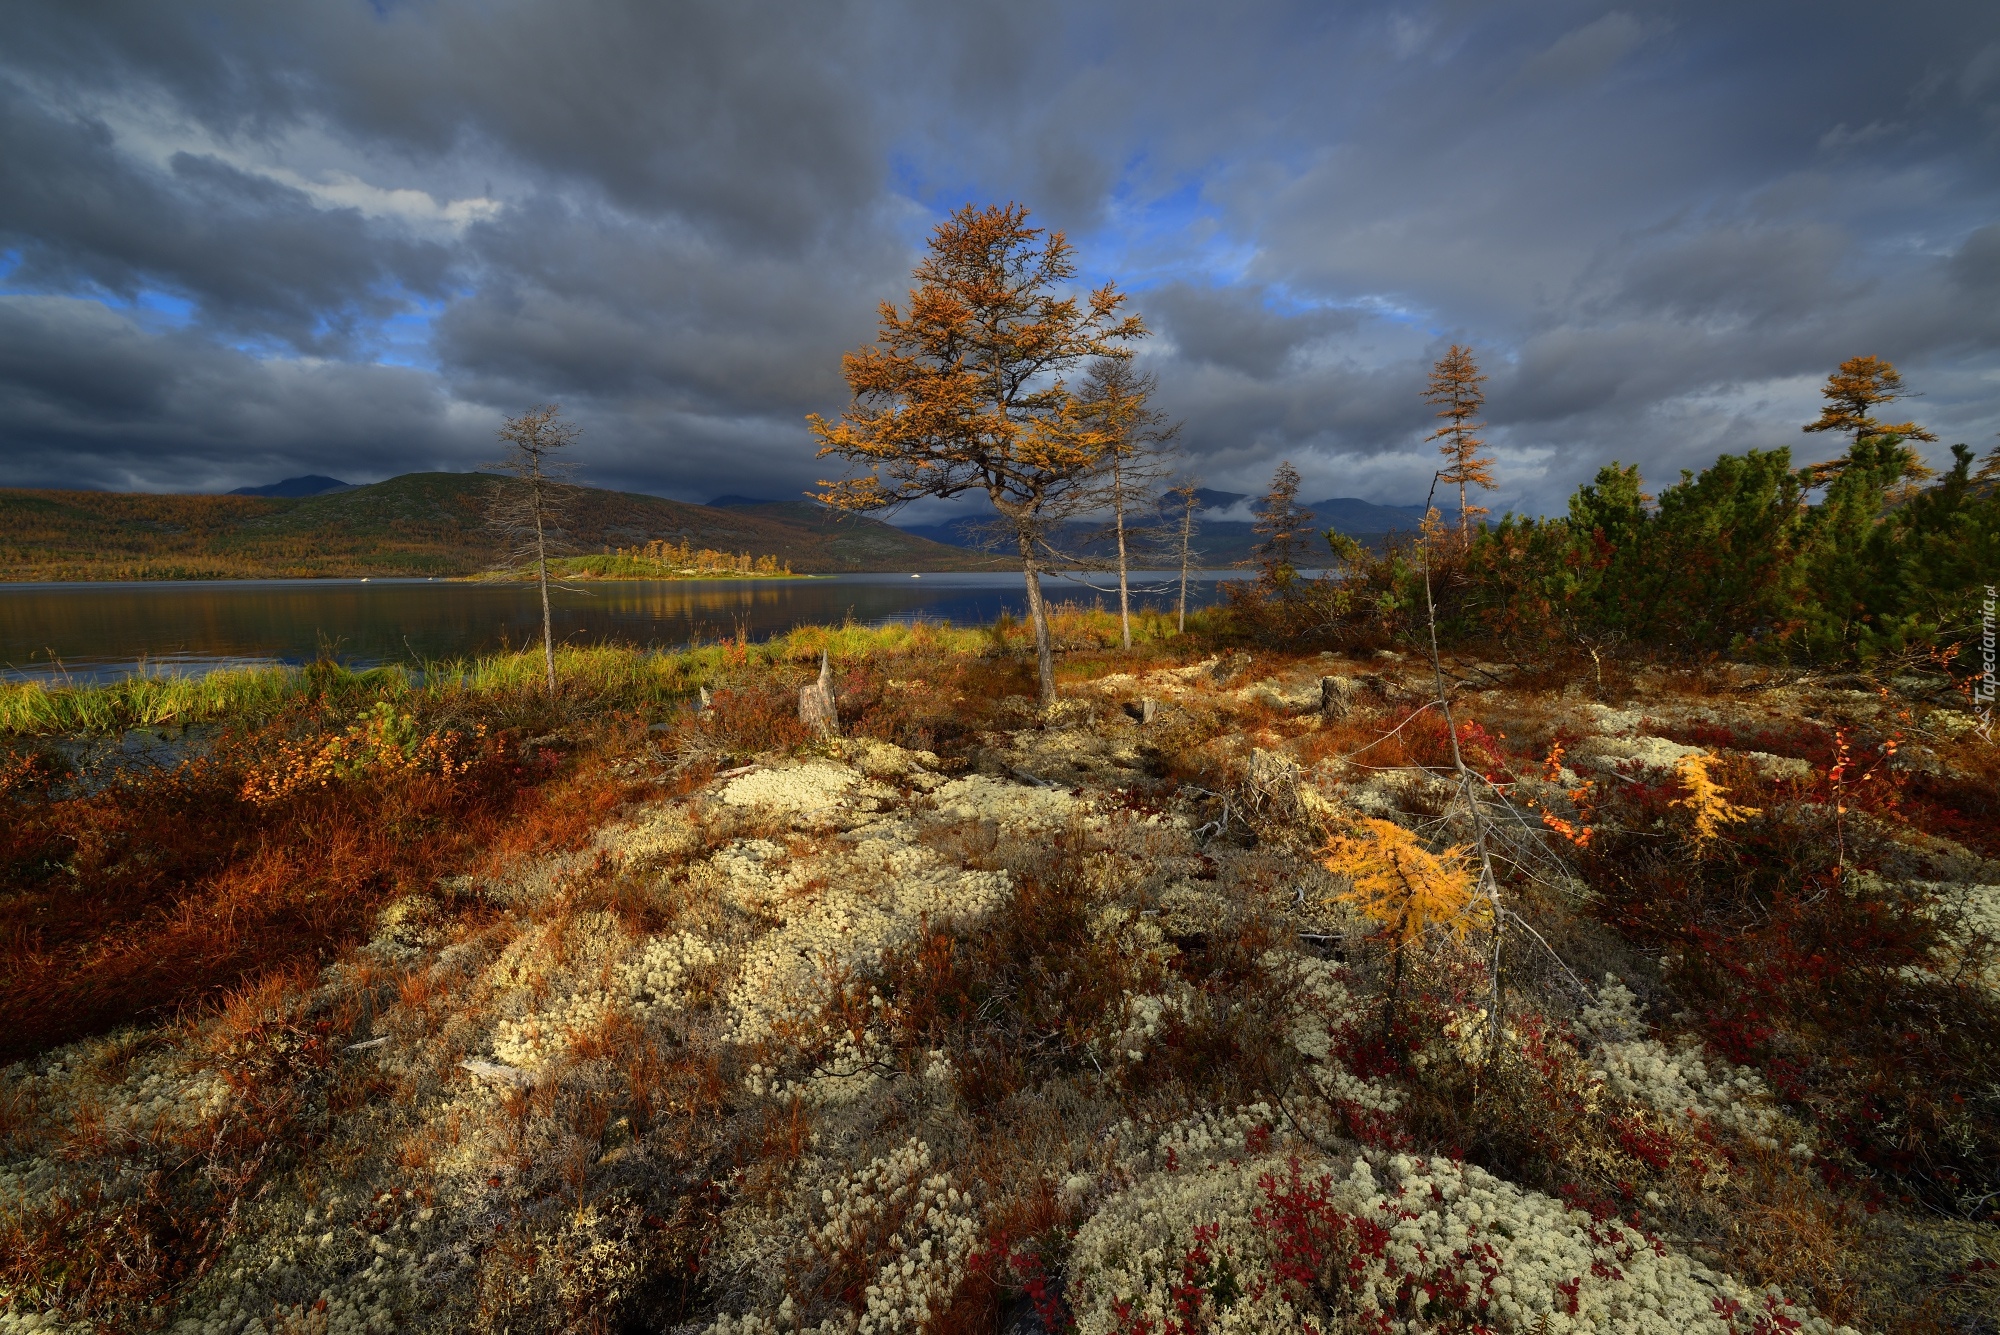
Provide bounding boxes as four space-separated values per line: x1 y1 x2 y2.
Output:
0 710 655 1065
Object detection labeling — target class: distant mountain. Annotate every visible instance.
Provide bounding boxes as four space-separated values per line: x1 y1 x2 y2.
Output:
227 475 355 498
1308 497 1437 534
1189 487 1249 511
1184 497 1452 565
889 494 1454 567
0 473 1005 581
707 494 778 507
894 517 999 549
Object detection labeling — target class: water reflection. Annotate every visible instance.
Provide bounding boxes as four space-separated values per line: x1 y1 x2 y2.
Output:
0 571 1255 683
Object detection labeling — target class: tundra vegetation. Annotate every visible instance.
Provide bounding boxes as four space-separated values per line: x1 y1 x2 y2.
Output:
2 343 1998 1332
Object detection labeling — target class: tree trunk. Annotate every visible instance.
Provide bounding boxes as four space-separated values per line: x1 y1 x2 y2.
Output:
799 650 838 735
1420 512 1505 1056
1382 933 1406 1053
1113 460 1132 651
533 482 556 695
1016 526 1056 703
1177 499 1193 634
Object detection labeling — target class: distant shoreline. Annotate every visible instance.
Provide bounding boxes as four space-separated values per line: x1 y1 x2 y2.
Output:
0 568 1260 591
467 569 816 583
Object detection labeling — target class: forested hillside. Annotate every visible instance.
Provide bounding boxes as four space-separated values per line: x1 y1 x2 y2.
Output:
0 474 998 580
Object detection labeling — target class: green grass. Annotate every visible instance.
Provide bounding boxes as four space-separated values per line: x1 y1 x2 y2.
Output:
0 622 1004 736
0 664 349 734
0 604 1225 736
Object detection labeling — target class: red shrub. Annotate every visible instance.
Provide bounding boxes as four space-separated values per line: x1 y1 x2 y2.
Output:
0 708 644 1064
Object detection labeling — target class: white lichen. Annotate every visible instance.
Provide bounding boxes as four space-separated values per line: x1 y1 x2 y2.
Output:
721 762 859 814
1069 1115 1854 1335
1581 979 1808 1154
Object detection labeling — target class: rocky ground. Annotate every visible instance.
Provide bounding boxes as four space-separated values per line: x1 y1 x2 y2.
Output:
3 646 1997 1333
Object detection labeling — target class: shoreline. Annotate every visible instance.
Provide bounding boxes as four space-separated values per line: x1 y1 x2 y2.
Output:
0 566 1254 590
464 571 817 583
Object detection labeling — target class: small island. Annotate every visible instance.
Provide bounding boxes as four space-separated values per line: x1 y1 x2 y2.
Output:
478 540 807 581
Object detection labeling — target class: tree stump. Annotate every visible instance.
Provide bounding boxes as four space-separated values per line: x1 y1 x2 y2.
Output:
799 651 838 736
1319 676 1357 721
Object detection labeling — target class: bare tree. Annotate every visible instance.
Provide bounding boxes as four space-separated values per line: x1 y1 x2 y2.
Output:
1163 481 1202 633
1080 359 1178 650
485 405 581 695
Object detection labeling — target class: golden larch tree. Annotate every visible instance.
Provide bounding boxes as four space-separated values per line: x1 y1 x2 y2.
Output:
1323 817 1488 1040
1423 344 1496 536
1974 437 2000 490
809 202 1146 702
1251 460 1315 591
1323 817 1487 947
1802 354 1937 486
1671 752 1761 847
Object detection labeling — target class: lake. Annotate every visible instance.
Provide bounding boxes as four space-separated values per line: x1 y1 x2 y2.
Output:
0 570 1257 684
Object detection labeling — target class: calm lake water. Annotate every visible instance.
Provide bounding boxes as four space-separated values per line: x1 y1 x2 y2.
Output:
0 571 1256 684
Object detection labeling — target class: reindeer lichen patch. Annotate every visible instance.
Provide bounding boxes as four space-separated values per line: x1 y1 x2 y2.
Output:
5 636 1988 1334
707 1138 981 1335
836 738 943 788
1574 733 1705 775
594 800 701 865
1068 1120 1856 1335
930 773 1084 830
717 830 1010 1043
1581 979 1807 1153
720 761 859 813
619 931 719 1014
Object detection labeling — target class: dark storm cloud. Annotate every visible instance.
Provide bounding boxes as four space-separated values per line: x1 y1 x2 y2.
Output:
0 0 1995 511
4 1 893 244
1595 222 1858 327
1144 284 1361 381
0 78 452 354
1951 224 2000 296
0 295 482 492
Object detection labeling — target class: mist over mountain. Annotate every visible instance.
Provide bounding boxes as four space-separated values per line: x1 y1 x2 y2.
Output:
226 475 355 498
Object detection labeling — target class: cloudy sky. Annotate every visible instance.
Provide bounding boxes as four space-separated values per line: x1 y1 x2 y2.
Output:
3 0 1997 517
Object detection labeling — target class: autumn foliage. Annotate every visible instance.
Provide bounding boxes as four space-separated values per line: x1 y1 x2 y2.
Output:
1322 818 1487 946
1424 343 1497 535
0 683 629 1065
1670 751 1761 847
810 201 1147 699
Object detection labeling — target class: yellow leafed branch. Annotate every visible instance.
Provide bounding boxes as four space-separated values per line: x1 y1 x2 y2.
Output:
1671 752 1760 845
1322 818 1488 947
